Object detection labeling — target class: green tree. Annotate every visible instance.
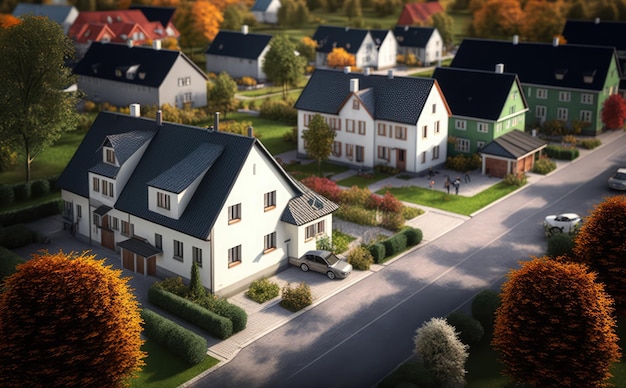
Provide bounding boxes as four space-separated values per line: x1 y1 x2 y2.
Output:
262 34 307 100
413 317 469 387
221 4 244 31
189 260 206 300
344 0 362 22
296 36 318 62
519 0 564 43
493 257 621 387
566 0 589 19
209 72 238 119
601 94 626 129
0 251 146 387
278 0 310 27
302 114 337 176
432 12 454 49
0 16 79 182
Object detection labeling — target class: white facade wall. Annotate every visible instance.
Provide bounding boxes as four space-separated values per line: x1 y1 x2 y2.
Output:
376 33 398 69
78 76 159 107
355 34 377 69
408 87 449 172
205 46 269 80
160 57 208 108
264 0 280 24
61 191 90 236
423 30 443 66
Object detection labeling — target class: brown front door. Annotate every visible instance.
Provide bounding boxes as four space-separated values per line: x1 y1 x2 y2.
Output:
147 256 156 276
396 149 406 171
136 255 145 275
101 229 114 250
123 250 135 272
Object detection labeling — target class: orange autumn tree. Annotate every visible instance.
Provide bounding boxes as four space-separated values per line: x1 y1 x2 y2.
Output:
326 47 356 68
0 251 146 387
472 0 523 38
0 14 20 28
493 257 621 388
571 195 626 310
518 0 565 43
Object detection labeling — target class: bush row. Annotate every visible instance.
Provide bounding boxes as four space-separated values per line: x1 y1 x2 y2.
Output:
545 145 579 160
0 177 59 206
141 308 207 365
245 277 280 303
0 224 38 249
445 154 481 173
259 98 297 125
0 199 63 227
368 227 423 264
0 246 27 283
532 156 557 175
580 138 601 149
147 286 233 339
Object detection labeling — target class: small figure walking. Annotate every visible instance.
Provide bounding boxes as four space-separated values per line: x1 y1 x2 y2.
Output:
428 166 434 179
454 177 461 195
429 179 435 190
444 179 450 194
464 172 471 183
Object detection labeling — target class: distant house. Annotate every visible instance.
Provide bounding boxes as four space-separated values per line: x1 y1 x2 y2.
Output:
312 25 396 70
295 68 451 174
450 37 622 136
68 9 179 58
393 25 442 66
73 42 208 108
562 18 626 97
205 26 272 81
57 108 338 297
251 0 281 24
397 1 443 26
12 3 78 33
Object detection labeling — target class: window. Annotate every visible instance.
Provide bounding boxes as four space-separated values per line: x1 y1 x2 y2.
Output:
112 217 119 230
432 103 436 114
495 123 502 133
346 144 354 160
434 121 440 134
77 205 82 219
93 177 100 192
178 78 184 86
173 240 184 261
228 203 241 223
476 141 485 150
581 94 594 104
317 220 325 234
557 107 568 120
559 91 571 102
264 232 276 252
185 77 191 86
432 145 440 160
509 106 515 115
93 214 100 227
157 192 170 210
228 245 242 266
106 148 115 164
358 121 366 135
536 89 548 99
328 117 340 131
121 220 130 236
377 146 390 160
512 90 518 100
305 224 315 241
421 151 426 163
395 126 407 140
580 110 592 123
346 119 355 133
353 99 360 110
193 247 202 267
455 120 466 130
456 138 470 153
377 123 386 136
535 105 547 119
332 141 342 157
355 146 364 163
155 233 162 249
264 191 276 210
422 125 428 139
102 180 108 196
477 122 489 133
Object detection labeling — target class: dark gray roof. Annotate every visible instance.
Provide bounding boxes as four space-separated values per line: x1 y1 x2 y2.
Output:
450 38 619 91
562 19 626 52
393 26 435 48
370 29 390 47
294 69 438 125
251 0 274 12
117 237 162 257
480 130 546 159
432 67 526 120
205 30 272 60
147 143 224 194
106 130 155 165
281 181 339 225
93 205 112 216
13 3 75 23
89 162 120 179
73 42 207 87
312 25 370 54
128 5 175 27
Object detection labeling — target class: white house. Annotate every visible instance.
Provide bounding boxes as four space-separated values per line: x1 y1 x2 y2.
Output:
370 29 398 69
57 107 338 297
251 0 281 24
393 26 443 66
294 69 451 174
73 42 208 108
12 3 78 34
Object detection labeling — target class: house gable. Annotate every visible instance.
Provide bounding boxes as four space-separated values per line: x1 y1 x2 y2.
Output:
312 25 370 55
205 29 273 60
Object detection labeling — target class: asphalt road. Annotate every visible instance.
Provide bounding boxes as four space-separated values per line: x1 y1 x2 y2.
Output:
193 132 626 388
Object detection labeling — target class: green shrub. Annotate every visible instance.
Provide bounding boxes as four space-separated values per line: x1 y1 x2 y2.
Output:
153 276 189 297
147 286 233 339
331 230 351 254
546 233 575 259
141 309 207 365
503 173 527 187
0 185 15 206
280 282 313 312
47 176 60 192
402 227 423 246
545 145 579 160
246 277 280 303
382 233 407 257
259 98 297 124
0 246 26 283
532 156 557 175
13 182 31 202
339 186 371 207
374 164 400 175
347 246 374 271
368 243 386 264
283 127 298 144
30 179 50 198
446 310 484 346
445 153 481 172
0 224 37 249
580 138 601 149
471 289 501 335
195 295 247 333
0 199 62 227
562 134 577 147
334 205 377 225
402 206 423 220
380 211 404 231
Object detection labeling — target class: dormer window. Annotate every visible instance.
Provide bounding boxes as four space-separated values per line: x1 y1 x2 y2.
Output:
105 148 115 164
584 70 596 84
157 192 171 210
353 99 360 110
115 69 122 77
555 68 567 80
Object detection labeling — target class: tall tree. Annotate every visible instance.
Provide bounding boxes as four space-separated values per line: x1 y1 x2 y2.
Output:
431 12 454 49
0 251 146 387
262 34 306 99
175 0 223 59
209 72 238 119
571 195 626 311
472 0 523 38
0 16 79 182
302 114 336 176
413 317 469 387
278 0 310 27
297 36 318 63
519 0 565 43
344 0 362 22
566 0 589 19
222 3 245 31
601 94 626 129
189 260 207 300
493 258 620 387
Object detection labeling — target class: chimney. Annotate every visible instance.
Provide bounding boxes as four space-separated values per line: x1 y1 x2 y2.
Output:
130 103 140 117
404 25 409 32
595 17 600 24
153 40 161 50
387 69 393 79
552 37 559 47
242 25 248 35
512 35 519 45
350 78 359 92
495 63 504 74
343 66 351 74
156 110 162 126
127 39 133 48
364 67 370 76
214 112 220 131
247 126 254 137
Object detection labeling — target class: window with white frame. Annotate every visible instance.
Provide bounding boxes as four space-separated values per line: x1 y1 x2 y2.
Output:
395 126 407 140
92 177 100 192
422 125 428 139
559 91 571 102
346 119 356 133
228 203 241 223
228 245 242 266
536 88 548 99
495 122 502 133
434 120 440 134
264 191 276 210
358 121 366 135
455 120 466 130
377 123 386 136
155 233 162 249
432 145 440 160
477 122 489 133
193 246 202 267
112 217 119 230
580 110 592 123
377 146 390 160
557 107 568 120
581 94 593 104
264 232 276 252
456 138 470 153
536 105 547 119
105 148 115 164
157 192 170 210
173 240 183 261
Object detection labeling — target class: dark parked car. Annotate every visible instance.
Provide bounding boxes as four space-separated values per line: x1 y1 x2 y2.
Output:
289 250 352 280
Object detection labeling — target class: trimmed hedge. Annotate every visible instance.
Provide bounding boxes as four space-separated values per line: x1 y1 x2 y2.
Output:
382 233 407 257
545 145 579 160
13 182 31 202
0 199 62 227
30 179 51 198
368 243 386 264
0 224 37 249
148 286 233 339
0 185 15 206
0 246 27 282
141 308 207 365
402 227 423 246
471 289 501 335
196 296 247 333
446 310 484 346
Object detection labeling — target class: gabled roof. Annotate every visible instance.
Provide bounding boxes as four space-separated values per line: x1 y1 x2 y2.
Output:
369 29 391 47
129 5 176 30
480 130 546 159
13 3 76 24
58 112 336 240
205 30 273 60
562 19 626 52
68 9 173 42
398 1 443 26
73 42 207 87
251 0 277 12
312 25 370 54
432 67 527 120
104 130 155 165
295 69 443 125
450 38 619 91
281 180 339 226
393 26 435 48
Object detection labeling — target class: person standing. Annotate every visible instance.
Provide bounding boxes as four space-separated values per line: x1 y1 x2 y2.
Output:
429 179 435 190
464 172 471 183
454 177 460 195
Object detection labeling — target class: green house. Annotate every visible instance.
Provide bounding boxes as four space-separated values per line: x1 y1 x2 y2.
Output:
433 66 528 156
451 37 622 136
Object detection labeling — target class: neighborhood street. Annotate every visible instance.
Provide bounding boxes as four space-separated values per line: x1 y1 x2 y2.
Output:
191 131 626 387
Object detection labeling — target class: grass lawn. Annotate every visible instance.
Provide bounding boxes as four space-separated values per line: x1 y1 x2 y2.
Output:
128 340 219 388
282 160 349 179
381 182 520 216
219 111 296 155
336 171 392 188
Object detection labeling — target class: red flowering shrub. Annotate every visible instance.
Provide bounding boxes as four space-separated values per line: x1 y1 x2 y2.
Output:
365 193 384 210
301 176 341 202
379 191 403 213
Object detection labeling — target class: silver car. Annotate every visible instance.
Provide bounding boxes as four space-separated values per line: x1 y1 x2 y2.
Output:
289 250 352 280
543 213 582 237
608 168 626 190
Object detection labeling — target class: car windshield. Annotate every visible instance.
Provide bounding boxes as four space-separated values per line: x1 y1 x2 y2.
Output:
325 253 340 265
613 172 626 180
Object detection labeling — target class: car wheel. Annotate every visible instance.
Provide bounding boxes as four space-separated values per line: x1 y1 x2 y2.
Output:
326 271 336 280
300 263 309 272
549 227 562 236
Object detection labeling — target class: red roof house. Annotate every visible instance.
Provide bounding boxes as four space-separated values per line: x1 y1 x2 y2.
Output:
397 1 444 26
